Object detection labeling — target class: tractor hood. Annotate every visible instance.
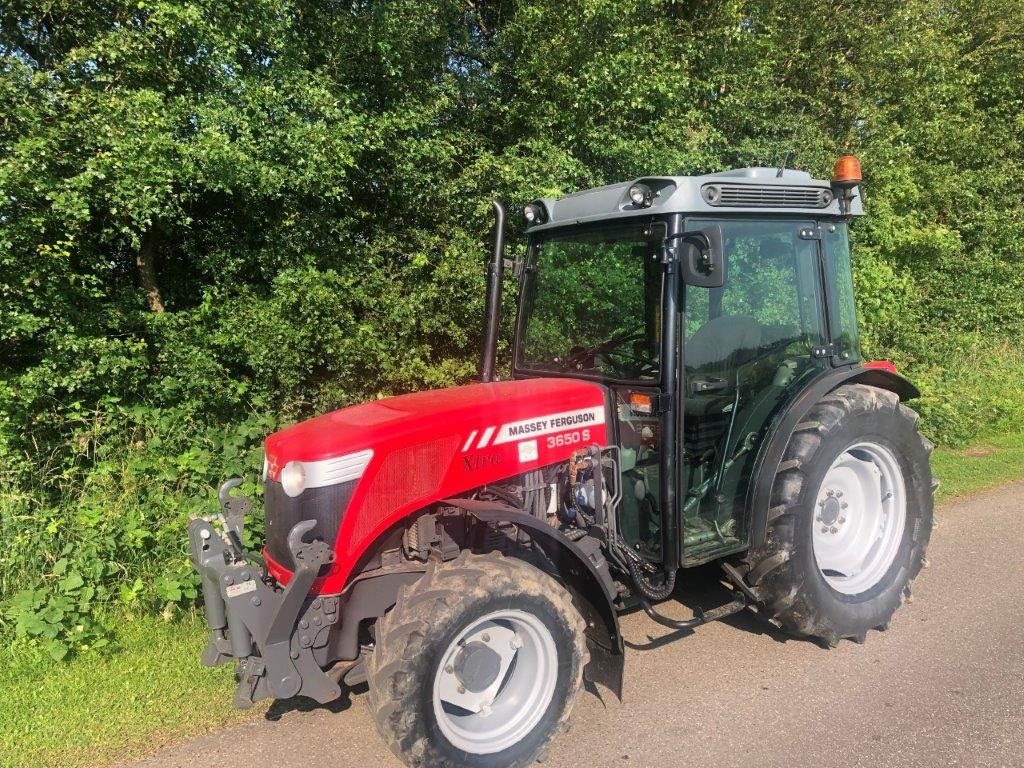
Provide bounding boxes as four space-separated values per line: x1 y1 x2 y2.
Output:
264 378 607 471
262 378 609 590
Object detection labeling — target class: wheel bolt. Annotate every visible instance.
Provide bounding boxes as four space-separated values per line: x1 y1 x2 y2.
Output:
481 633 490 643
830 526 838 534
836 491 843 498
510 636 523 650
841 502 848 509
457 684 466 694
815 515 822 522
445 665 454 674
839 517 846 524
827 490 835 497
480 704 492 716
821 526 829 533
819 500 826 507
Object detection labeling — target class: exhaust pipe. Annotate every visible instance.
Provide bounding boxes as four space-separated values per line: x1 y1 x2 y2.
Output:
479 200 506 383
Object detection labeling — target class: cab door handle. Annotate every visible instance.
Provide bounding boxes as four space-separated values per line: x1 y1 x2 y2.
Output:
690 377 729 395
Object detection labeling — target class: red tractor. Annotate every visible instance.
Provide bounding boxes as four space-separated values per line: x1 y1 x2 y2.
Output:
189 156 933 767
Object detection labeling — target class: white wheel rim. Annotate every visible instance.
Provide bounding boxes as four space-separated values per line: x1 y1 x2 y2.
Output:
431 609 558 755
811 441 907 595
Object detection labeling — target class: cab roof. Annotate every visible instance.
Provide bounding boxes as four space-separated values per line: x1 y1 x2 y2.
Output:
526 167 863 233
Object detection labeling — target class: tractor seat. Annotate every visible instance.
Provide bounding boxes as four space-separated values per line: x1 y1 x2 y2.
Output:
686 314 763 373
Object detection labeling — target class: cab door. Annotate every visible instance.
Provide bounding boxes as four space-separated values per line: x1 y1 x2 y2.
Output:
680 219 830 564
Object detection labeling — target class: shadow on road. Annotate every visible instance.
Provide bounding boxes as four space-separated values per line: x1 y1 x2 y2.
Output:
618 563 806 650
264 682 366 721
269 566 817 719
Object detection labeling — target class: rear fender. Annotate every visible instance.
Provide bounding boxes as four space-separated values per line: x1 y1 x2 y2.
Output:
747 363 919 549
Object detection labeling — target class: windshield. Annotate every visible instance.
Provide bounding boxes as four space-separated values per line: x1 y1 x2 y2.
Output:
517 221 665 382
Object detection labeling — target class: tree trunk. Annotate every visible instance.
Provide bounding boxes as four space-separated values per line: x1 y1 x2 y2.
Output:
137 228 165 313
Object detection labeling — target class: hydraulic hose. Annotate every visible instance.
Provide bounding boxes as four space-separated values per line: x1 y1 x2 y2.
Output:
627 557 677 602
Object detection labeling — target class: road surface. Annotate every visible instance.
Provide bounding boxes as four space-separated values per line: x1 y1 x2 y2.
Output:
127 483 1024 768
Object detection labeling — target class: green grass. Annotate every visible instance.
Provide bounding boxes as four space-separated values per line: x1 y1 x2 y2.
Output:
0 614 265 768
931 430 1024 503
2 431 1023 768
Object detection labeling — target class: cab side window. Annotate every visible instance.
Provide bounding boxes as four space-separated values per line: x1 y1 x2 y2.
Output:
684 220 824 378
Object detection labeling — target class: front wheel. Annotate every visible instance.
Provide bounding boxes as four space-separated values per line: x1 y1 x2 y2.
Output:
366 551 587 768
748 384 934 645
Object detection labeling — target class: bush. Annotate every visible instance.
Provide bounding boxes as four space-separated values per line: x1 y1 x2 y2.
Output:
0 404 272 658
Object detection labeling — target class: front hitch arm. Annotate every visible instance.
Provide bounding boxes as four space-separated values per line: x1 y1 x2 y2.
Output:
188 482 342 708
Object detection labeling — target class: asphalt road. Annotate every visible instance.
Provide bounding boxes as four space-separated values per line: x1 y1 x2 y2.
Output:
128 483 1024 768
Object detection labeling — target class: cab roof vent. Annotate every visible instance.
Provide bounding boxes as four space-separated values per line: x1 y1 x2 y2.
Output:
702 183 832 208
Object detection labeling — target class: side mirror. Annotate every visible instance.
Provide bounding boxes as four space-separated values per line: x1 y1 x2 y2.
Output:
679 225 725 288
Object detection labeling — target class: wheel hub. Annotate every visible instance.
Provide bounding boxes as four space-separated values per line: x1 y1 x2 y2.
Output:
453 641 502 693
432 610 558 755
819 495 843 527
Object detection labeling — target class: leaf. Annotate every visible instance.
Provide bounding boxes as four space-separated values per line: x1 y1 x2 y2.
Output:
59 571 85 592
45 639 69 661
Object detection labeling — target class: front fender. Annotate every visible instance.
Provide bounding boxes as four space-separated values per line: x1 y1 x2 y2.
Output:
442 498 625 698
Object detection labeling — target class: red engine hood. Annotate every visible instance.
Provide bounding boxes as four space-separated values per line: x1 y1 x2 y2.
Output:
265 378 606 470
263 377 610 592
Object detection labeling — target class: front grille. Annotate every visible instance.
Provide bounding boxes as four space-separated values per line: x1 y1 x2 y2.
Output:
264 479 358 570
702 183 832 208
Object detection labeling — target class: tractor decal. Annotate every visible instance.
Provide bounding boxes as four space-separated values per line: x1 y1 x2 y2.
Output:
459 406 605 451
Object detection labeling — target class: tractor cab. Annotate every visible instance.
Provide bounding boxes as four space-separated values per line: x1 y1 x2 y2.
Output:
508 163 865 573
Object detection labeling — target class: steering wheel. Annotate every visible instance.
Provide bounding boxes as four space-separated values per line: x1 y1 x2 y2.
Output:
565 327 655 378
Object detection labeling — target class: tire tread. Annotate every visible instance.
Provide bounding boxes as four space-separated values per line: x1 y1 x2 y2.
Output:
747 384 934 645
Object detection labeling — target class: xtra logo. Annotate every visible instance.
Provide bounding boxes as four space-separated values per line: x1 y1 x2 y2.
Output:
463 452 502 471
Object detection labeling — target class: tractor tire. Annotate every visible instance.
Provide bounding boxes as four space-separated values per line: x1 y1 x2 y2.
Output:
747 384 934 646
366 550 588 768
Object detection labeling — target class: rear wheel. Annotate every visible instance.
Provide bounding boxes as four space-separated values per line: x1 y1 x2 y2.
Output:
367 551 587 768
748 384 934 645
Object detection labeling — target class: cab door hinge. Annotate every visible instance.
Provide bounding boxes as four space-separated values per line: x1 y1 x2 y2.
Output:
798 226 824 241
502 258 525 278
811 343 836 358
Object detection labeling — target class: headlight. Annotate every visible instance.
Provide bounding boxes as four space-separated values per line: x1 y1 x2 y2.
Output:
523 202 547 225
280 460 306 498
628 183 653 208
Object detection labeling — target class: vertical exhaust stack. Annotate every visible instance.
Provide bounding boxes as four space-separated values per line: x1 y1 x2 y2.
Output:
479 200 506 383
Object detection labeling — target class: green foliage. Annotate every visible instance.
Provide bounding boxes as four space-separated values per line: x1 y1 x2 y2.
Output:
2 0 1023 653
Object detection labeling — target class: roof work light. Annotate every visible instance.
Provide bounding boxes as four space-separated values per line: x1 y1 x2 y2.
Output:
523 202 547 225
628 183 654 208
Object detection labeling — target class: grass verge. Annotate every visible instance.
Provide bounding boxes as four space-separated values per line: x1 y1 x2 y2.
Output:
0 614 265 768
2 431 1022 768
931 430 1024 503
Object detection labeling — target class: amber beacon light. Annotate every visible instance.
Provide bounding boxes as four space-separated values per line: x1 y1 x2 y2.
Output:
832 154 862 188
